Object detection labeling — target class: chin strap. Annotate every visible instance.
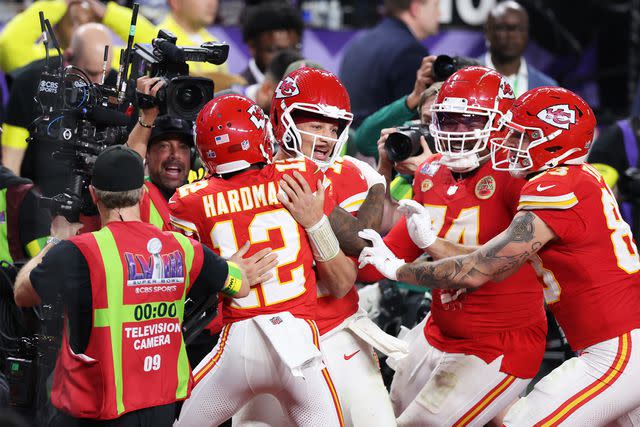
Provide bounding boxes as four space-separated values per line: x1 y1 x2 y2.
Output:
440 152 483 173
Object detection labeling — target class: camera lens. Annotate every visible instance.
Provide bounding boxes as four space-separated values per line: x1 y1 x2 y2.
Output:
433 55 456 82
176 86 204 111
385 132 414 163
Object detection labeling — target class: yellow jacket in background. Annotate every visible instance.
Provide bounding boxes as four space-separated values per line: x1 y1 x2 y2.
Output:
103 2 229 76
0 0 67 73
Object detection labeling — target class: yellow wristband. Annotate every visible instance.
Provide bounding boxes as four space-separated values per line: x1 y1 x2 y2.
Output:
222 261 242 297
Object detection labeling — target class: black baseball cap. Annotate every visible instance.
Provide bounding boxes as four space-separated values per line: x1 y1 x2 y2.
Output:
91 145 144 191
150 116 194 147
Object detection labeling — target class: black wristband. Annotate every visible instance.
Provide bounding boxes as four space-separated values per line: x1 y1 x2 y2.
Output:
136 91 158 110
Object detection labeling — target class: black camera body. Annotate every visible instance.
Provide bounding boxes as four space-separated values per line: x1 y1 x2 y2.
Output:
432 55 480 82
31 67 129 220
128 30 229 120
384 125 430 163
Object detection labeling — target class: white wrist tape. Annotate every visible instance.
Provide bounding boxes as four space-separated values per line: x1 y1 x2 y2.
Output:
305 215 340 262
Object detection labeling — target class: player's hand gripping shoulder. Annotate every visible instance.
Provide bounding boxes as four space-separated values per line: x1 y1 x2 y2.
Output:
278 171 325 229
361 211 556 289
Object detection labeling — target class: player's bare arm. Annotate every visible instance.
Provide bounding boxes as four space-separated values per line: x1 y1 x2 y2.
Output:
278 171 356 298
328 183 385 257
425 239 478 259
396 211 556 289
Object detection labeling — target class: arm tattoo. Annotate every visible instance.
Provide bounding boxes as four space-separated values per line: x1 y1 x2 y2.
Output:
397 212 543 289
329 184 384 257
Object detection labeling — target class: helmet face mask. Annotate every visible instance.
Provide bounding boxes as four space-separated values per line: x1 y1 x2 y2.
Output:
279 102 352 168
430 66 515 173
491 87 596 176
271 68 353 169
195 94 273 176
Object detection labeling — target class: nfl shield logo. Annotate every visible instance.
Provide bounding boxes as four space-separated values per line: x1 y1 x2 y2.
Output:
270 316 283 325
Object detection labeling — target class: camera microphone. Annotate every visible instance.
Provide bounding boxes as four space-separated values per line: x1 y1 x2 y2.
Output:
155 39 185 63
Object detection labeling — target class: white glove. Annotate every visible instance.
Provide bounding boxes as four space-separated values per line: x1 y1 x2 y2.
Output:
358 229 405 280
397 199 437 249
343 155 387 190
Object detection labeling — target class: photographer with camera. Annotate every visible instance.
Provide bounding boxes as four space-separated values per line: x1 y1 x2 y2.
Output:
12 145 259 427
126 77 195 231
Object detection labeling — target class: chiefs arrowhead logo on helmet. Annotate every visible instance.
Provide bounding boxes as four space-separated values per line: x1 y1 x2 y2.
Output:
499 78 515 99
536 104 576 130
275 76 300 99
247 104 266 130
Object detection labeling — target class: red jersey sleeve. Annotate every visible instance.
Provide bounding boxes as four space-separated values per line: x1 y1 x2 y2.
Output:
517 170 586 241
168 184 205 240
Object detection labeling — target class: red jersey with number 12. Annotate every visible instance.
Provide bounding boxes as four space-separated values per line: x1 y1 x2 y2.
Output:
518 164 640 350
169 157 335 325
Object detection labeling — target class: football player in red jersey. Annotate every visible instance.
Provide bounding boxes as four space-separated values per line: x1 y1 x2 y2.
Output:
361 86 640 426
171 94 354 427
234 67 400 427
357 66 548 426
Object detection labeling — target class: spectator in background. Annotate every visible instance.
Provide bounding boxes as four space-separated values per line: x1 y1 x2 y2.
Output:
481 0 557 97
2 23 116 196
0 0 95 73
352 56 437 161
240 2 303 90
253 49 305 112
87 0 242 88
339 0 439 127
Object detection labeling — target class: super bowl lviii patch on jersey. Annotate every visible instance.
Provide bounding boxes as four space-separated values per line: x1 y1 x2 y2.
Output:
420 162 441 177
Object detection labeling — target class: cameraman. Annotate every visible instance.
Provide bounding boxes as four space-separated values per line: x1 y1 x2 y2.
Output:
2 23 116 191
126 77 195 231
13 145 256 427
374 83 442 232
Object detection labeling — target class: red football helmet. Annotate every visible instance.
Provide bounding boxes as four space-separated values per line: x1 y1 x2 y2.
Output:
195 94 273 175
270 67 353 169
430 66 515 172
491 86 596 176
